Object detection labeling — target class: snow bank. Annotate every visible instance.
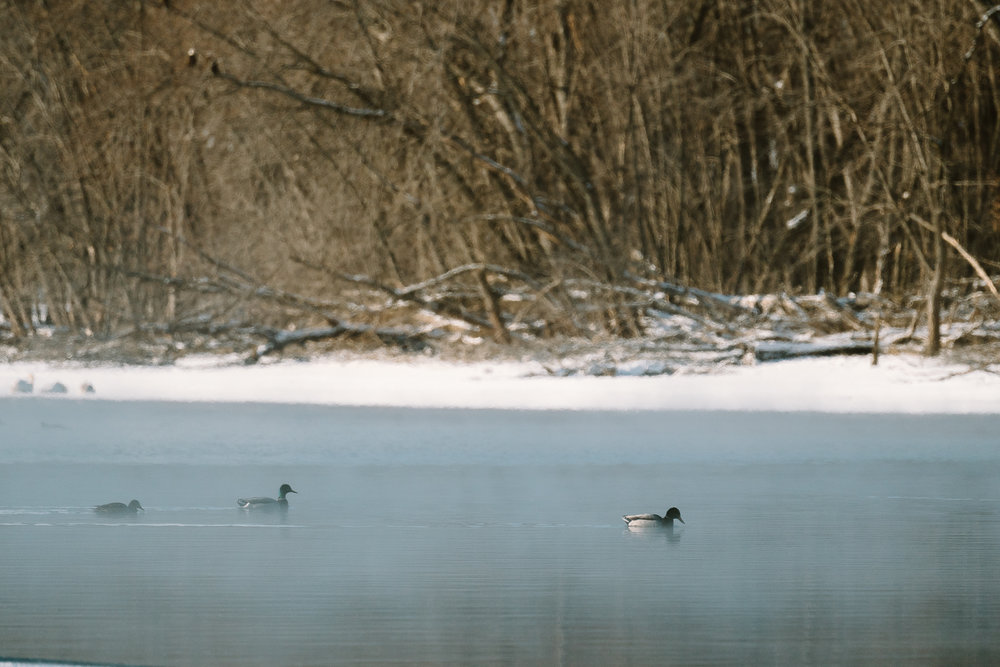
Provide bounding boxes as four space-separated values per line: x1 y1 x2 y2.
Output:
2 353 998 413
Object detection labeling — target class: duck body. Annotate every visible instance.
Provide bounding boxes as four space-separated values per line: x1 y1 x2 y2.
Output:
238 483 297 509
95 499 144 514
623 507 684 528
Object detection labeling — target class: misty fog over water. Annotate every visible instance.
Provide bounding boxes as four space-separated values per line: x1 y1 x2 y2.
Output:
1 399 999 665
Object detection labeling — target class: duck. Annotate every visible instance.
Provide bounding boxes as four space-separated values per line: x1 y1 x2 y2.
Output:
623 507 684 528
238 483 297 509
95 499 144 514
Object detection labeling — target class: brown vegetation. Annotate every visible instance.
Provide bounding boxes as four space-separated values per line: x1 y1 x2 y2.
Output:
2 0 1000 361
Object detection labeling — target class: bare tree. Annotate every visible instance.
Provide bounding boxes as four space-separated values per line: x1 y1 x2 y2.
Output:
2 0 999 356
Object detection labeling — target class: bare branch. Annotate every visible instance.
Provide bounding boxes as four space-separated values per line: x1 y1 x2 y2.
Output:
211 64 390 119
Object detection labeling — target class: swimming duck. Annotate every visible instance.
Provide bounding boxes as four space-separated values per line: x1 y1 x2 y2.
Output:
95 499 144 514
623 507 684 528
238 483 297 509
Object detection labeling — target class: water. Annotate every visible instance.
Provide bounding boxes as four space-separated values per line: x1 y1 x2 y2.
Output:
1 400 999 665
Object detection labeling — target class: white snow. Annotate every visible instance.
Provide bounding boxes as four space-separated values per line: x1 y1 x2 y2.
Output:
2 353 998 413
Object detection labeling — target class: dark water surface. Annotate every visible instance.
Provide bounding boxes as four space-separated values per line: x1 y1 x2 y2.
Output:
1 400 999 665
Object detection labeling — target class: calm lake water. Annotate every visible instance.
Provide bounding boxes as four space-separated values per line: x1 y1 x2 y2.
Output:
1 399 999 665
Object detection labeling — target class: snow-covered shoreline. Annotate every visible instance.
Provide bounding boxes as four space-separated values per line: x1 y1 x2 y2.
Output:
2 352 998 414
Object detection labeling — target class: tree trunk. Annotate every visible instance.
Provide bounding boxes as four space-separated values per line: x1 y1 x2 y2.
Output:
924 213 945 356
476 268 510 344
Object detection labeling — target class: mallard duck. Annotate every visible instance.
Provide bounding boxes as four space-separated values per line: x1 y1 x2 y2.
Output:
623 507 684 528
95 499 144 514
238 483 297 509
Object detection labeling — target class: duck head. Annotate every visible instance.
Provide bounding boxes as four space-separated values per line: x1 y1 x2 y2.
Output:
665 507 684 523
278 484 297 499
